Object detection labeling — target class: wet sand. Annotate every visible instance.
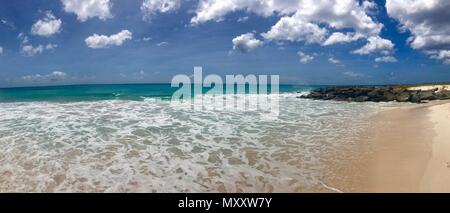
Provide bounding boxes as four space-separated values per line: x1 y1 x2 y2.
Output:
346 101 450 192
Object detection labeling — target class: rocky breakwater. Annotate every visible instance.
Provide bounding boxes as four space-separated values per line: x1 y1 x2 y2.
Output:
300 86 450 103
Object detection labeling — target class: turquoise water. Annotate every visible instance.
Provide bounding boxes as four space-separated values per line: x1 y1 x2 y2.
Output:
0 84 320 103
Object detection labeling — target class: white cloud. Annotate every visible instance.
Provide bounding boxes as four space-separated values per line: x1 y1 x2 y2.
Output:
141 0 181 21
352 36 394 55
192 0 383 36
386 0 450 64
328 57 341 65
46 44 58 50
50 71 67 79
18 31 57 57
261 0 383 43
1 19 15 29
61 0 113 22
237 16 249 22
156 41 169 46
17 33 29 44
297 51 314 64
261 16 327 44
0 47 3 55
85 30 132 49
323 32 363 46
31 11 62 37
191 0 391 58
21 43 57 57
375 56 398 63
22 71 68 82
232 33 263 53
343 71 365 78
429 50 450 64
143 37 152 41
191 0 299 24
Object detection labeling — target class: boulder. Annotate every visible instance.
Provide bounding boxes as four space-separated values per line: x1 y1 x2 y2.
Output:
308 91 323 99
436 91 450 100
392 87 406 94
368 89 383 98
323 94 335 100
355 96 370 102
410 94 422 103
383 92 396 102
396 92 411 102
299 85 449 103
419 90 437 100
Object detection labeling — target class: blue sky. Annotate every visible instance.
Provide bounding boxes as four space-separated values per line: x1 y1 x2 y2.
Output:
1 0 450 88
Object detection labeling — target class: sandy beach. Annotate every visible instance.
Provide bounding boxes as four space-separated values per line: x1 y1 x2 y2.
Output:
346 101 450 192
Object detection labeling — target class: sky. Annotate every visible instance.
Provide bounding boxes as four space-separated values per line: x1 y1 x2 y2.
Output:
0 0 450 88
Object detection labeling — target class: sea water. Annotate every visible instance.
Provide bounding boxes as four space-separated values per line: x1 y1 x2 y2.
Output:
0 84 395 192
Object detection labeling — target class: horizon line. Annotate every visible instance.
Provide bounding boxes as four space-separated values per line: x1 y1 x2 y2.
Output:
2 82 450 90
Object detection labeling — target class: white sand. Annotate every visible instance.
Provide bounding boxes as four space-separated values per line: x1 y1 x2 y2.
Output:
341 101 450 192
408 85 450 92
420 103 450 192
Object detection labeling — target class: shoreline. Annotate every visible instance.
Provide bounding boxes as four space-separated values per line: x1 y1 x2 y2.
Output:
340 100 450 192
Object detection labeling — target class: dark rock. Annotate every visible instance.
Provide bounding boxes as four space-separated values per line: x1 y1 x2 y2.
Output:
396 92 411 102
355 96 370 102
436 91 450 99
410 94 422 103
383 92 396 102
309 91 323 98
324 94 335 100
299 85 449 103
368 89 382 98
418 90 437 100
392 87 406 94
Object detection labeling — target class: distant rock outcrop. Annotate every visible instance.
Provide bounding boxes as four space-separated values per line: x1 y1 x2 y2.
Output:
299 86 450 103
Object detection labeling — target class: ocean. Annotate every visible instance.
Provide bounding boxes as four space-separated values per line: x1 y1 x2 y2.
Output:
0 84 397 192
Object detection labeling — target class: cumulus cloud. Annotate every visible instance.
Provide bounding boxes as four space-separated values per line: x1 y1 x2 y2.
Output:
429 50 450 64
141 0 181 21
328 57 342 65
17 32 57 57
0 46 3 55
61 0 113 22
45 44 58 49
352 36 394 55
22 71 68 82
192 0 391 57
31 11 62 37
22 45 44 56
297 51 314 64
21 43 57 57
191 0 383 35
191 0 299 24
362 0 378 13
261 16 327 44
232 33 263 53
375 56 398 63
323 32 363 46
386 0 450 64
85 30 132 48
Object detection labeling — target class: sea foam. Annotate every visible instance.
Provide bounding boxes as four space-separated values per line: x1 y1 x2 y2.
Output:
0 95 397 192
